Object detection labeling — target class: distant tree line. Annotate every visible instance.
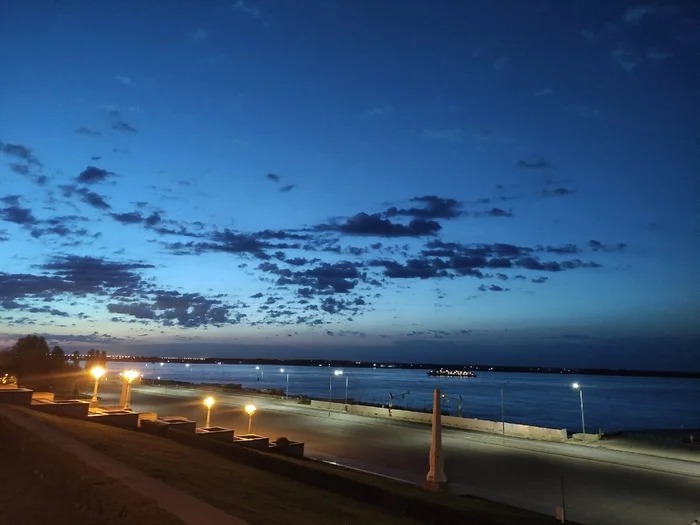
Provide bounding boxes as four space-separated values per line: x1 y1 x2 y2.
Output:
0 335 108 391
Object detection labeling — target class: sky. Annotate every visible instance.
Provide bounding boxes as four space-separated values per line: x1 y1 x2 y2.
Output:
1 0 698 369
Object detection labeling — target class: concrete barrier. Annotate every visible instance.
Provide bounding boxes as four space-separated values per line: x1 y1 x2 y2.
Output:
32 392 55 402
309 400 567 442
0 388 33 406
32 400 89 419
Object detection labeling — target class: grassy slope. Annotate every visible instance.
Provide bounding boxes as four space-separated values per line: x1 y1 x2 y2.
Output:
0 412 183 525
26 408 568 525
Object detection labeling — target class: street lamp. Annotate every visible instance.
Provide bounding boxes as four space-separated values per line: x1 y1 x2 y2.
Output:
328 369 343 416
122 369 139 410
255 366 263 381
90 366 106 405
204 396 215 428
280 368 289 400
245 404 256 434
572 382 586 435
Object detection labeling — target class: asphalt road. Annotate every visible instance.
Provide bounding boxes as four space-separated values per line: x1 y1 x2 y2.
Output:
101 384 700 525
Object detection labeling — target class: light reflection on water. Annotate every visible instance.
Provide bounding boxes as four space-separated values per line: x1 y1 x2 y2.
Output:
105 362 700 432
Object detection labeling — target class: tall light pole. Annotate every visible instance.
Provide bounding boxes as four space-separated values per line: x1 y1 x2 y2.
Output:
344 373 349 406
280 368 289 399
255 365 263 381
90 366 106 405
123 370 139 410
245 404 257 434
328 369 343 416
185 363 192 382
204 396 215 428
572 382 586 435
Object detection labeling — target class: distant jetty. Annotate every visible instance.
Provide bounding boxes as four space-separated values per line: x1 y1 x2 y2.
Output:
427 369 476 378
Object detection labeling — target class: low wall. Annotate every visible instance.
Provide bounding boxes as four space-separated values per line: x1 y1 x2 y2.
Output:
309 400 567 442
87 412 140 429
32 400 89 419
32 392 55 402
0 388 33 406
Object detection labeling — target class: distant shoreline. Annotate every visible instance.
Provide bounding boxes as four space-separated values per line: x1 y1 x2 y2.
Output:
106 356 700 379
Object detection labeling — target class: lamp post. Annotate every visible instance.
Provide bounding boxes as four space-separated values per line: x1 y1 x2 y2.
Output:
280 368 289 399
245 404 257 434
344 373 349 406
90 366 106 405
204 396 215 428
328 369 343 416
255 366 263 381
185 363 192 382
122 369 139 410
572 382 586 435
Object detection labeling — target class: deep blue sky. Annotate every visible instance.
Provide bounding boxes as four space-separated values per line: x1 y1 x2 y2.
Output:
1 1 698 369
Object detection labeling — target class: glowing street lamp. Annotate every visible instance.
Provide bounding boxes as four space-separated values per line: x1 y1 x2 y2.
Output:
280 368 289 400
255 365 263 380
122 369 139 410
328 369 343 416
90 366 106 404
204 396 215 428
572 382 586 434
245 404 257 434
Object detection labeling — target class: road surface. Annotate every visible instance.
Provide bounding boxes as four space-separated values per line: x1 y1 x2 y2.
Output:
102 384 700 525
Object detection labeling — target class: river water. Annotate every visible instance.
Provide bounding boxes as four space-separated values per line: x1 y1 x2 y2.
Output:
105 362 700 433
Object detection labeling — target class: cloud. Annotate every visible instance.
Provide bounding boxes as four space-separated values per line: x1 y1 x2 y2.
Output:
115 75 133 85
266 173 280 183
75 126 101 136
77 166 114 184
0 206 37 225
534 88 555 97
646 48 674 60
610 47 640 71
0 195 21 207
544 188 577 197
479 284 509 292
481 207 513 218
60 185 111 210
623 3 678 23
279 184 296 193
232 0 261 18
322 213 442 238
0 141 42 166
588 240 627 252
112 121 138 133
423 128 465 143
517 159 554 170
191 28 208 40
492 56 509 70
384 195 463 220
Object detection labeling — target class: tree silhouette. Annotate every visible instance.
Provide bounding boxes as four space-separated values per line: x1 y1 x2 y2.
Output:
9 335 74 389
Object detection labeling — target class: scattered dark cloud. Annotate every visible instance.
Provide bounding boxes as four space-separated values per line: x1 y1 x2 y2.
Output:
75 127 101 136
112 120 138 133
384 195 463 220
0 195 21 206
517 159 554 170
589 240 626 252
479 284 509 292
280 184 296 192
60 185 111 210
77 166 115 184
544 188 577 197
321 213 442 238
0 206 37 225
0 141 42 166
266 173 280 182
482 207 513 217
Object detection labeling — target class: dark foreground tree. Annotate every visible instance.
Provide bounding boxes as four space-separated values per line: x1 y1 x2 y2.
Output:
9 335 76 390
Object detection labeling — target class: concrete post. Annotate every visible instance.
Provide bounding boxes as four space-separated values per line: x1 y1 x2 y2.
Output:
424 388 447 491
119 379 128 408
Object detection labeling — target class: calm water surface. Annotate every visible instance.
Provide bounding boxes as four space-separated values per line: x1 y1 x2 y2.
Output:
105 362 700 432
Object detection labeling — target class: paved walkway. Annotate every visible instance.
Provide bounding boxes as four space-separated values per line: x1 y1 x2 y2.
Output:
0 406 248 525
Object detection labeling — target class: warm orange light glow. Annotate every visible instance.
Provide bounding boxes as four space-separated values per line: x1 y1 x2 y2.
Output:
245 404 256 416
123 370 139 382
90 366 106 380
204 396 215 409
